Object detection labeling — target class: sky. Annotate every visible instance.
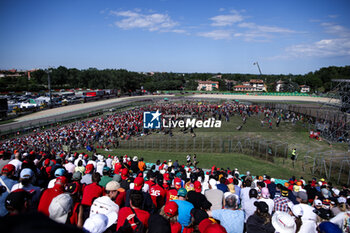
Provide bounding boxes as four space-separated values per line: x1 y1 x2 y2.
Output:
0 0 349 75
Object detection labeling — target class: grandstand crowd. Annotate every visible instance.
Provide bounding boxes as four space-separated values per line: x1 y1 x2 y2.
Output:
0 150 349 233
0 102 306 153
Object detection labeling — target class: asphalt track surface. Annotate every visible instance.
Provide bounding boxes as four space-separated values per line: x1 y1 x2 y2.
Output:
0 94 337 134
0 95 172 133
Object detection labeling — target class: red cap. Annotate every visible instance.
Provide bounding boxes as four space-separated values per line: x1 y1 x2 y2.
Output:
199 219 227 233
108 155 111 158
194 181 202 193
84 154 89 158
164 173 170 181
134 177 144 190
164 201 178 217
2 164 15 174
174 178 182 189
228 178 233 184
85 164 94 174
121 168 129 180
44 158 50 166
45 166 52 175
55 176 67 186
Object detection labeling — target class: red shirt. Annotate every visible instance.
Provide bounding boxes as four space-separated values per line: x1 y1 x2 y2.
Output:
145 180 155 189
115 189 126 207
37 185 64 216
81 183 104 206
116 207 150 231
171 222 182 233
114 163 122 174
166 189 178 203
149 184 166 208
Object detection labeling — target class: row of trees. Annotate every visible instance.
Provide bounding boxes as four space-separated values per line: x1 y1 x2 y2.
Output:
1 65 349 93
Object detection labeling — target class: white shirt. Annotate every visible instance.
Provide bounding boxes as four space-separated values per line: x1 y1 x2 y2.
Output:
106 158 113 168
96 161 105 176
64 162 76 174
330 211 350 231
298 204 317 233
259 198 274 215
242 197 257 222
9 159 22 172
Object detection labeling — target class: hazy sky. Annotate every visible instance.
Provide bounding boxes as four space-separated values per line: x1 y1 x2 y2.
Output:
0 0 349 74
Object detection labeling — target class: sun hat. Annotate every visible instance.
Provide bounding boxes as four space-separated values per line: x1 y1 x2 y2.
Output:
49 193 73 224
106 181 120 191
272 211 296 233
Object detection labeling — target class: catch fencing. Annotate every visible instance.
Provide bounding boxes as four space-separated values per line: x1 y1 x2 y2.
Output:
118 135 288 163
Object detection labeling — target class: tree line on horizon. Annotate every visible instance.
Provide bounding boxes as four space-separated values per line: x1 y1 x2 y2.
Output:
1 65 349 93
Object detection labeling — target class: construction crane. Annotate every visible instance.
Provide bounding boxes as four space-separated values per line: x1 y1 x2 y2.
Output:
253 62 267 91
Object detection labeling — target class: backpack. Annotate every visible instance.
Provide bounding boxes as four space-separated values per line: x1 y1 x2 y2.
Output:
117 207 145 233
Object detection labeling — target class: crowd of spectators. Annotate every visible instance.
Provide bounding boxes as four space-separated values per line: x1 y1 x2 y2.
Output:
0 150 349 233
0 102 308 154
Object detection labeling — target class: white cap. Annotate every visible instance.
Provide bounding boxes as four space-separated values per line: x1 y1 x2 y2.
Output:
83 213 117 233
90 196 119 225
49 193 73 224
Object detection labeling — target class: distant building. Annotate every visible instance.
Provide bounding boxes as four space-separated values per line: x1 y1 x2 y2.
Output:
300 85 310 93
234 79 265 92
197 81 219 91
249 79 265 91
276 80 285 92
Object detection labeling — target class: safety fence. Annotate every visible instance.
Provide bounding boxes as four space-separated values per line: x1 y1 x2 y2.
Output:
118 135 288 163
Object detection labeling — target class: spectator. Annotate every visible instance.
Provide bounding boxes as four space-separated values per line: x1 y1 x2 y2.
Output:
38 176 67 216
0 164 18 217
117 190 150 232
5 189 31 216
9 152 22 175
99 167 113 188
272 211 297 233
11 168 41 208
205 178 224 210
49 193 73 224
246 201 275 233
187 181 211 210
259 187 274 215
159 201 182 233
173 188 194 231
242 188 258 222
75 160 85 174
64 157 76 174
210 194 244 233
81 164 94 185
90 181 120 228
273 187 293 213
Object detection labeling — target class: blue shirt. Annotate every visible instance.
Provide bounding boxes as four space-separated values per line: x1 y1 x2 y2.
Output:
173 200 194 231
212 209 245 233
0 176 18 216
